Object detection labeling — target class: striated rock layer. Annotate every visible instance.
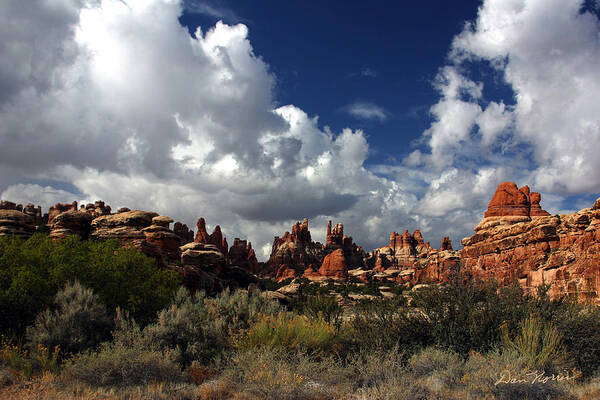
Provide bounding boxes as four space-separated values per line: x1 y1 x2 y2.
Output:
461 182 600 303
0 210 36 238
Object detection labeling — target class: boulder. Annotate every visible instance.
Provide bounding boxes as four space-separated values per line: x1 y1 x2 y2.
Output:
319 249 349 280
179 241 256 294
0 210 35 238
49 210 94 239
91 210 158 241
142 221 181 259
48 202 78 224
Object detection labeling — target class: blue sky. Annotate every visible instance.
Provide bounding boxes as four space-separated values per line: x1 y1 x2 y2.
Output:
0 0 599 259
179 0 487 166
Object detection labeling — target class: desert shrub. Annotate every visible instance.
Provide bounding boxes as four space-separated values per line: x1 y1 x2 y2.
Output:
0 234 180 333
408 347 465 386
63 342 183 387
344 297 431 353
299 294 343 328
411 280 530 355
259 277 292 291
551 302 600 378
0 365 17 388
218 347 343 400
140 288 219 365
0 337 32 379
462 349 571 400
115 287 283 365
501 314 571 373
237 312 340 356
343 349 407 391
26 281 112 357
204 286 283 333
186 361 212 385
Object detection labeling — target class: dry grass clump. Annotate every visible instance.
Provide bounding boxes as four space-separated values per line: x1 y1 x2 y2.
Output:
0 372 205 400
213 347 347 399
236 312 341 355
63 342 183 387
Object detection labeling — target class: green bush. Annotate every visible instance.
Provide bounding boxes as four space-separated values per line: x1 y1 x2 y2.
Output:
114 287 283 365
63 342 182 387
549 301 600 378
26 281 112 357
299 294 342 327
411 280 530 355
501 314 571 373
0 233 181 333
344 297 431 353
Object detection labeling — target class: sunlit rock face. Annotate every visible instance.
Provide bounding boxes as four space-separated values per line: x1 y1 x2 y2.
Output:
318 249 349 280
483 182 550 218
0 209 36 238
365 229 460 285
264 218 367 281
264 219 324 279
461 182 600 303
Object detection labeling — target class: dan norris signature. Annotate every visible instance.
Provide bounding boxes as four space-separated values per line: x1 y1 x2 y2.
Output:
495 370 579 386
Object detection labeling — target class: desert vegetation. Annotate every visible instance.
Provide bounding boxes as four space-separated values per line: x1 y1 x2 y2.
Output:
1 235 600 399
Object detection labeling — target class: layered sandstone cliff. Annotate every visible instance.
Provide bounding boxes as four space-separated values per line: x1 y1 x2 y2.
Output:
462 182 600 303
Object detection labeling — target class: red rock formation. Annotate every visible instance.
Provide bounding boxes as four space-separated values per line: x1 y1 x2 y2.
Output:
302 265 323 281
413 230 425 246
326 221 344 246
173 221 194 244
23 204 43 226
48 202 78 224
90 210 182 260
441 236 452 251
324 220 366 271
142 216 181 259
265 219 324 278
368 229 460 284
195 217 210 243
194 218 228 254
275 264 298 281
484 182 549 218
228 238 259 274
0 201 18 210
529 192 550 217
462 183 600 303
81 201 112 218
0 209 36 238
177 241 257 294
49 210 94 239
319 249 349 280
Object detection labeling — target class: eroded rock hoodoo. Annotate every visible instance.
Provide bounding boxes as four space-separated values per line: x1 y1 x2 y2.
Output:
461 182 600 302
